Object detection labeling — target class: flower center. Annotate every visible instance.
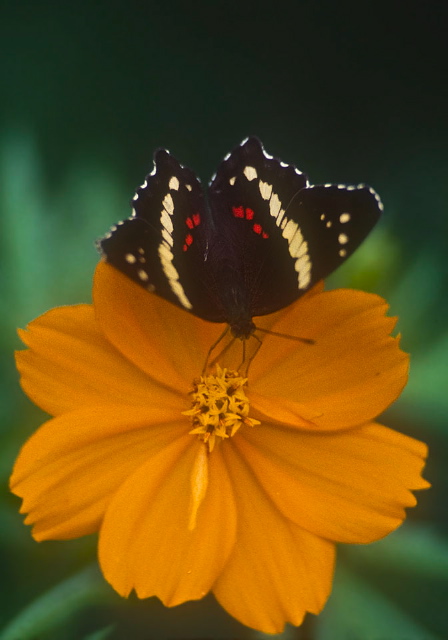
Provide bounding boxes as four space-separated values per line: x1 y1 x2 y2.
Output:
183 365 260 452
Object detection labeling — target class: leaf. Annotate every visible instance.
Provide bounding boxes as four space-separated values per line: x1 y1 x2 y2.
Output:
82 625 115 640
316 562 440 640
0 565 111 640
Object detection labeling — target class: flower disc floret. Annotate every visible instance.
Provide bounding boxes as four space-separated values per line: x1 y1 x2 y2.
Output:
183 365 260 451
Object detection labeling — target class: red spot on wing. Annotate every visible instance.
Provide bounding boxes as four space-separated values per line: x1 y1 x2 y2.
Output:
232 204 269 238
183 213 201 252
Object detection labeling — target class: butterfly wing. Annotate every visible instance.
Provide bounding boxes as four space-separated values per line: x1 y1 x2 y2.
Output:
99 137 383 329
207 137 382 318
98 148 226 322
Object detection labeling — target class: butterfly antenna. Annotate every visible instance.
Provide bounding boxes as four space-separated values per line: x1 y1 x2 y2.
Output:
255 327 315 344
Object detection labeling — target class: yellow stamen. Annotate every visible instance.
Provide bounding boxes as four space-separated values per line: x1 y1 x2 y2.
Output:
183 365 260 452
188 443 209 531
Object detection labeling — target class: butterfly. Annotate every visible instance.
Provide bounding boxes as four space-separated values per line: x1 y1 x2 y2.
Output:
98 136 382 338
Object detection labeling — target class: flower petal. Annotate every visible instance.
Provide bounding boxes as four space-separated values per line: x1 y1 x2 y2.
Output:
99 440 237 606
236 422 429 544
16 304 181 416
251 289 409 429
213 443 335 634
10 405 185 540
94 262 223 391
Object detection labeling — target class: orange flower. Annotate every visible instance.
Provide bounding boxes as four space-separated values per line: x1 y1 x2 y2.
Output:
11 262 429 634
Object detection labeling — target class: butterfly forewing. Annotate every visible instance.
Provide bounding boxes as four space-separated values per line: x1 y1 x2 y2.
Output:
99 148 226 321
208 137 313 317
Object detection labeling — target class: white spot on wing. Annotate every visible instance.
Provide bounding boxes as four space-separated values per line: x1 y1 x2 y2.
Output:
269 192 282 219
138 269 149 281
229 176 236 185
259 180 273 200
243 166 257 181
158 242 192 309
289 228 304 257
368 186 384 211
125 253 136 264
338 233 349 244
161 209 173 234
276 209 285 227
186 184 193 191
169 176 180 191
162 228 173 246
340 213 351 223
162 193 174 215
280 217 312 290
157 190 192 310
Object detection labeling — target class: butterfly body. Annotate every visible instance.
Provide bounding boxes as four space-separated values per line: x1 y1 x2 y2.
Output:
99 137 383 337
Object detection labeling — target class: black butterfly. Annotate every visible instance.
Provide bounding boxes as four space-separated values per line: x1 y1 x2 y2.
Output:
98 137 382 338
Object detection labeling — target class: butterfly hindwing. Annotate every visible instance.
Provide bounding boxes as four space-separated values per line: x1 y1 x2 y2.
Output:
286 184 383 287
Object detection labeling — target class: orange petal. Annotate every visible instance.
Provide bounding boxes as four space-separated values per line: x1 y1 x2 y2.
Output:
236 421 429 544
251 289 409 429
16 304 181 416
99 440 237 606
213 443 335 634
93 262 224 392
10 405 186 540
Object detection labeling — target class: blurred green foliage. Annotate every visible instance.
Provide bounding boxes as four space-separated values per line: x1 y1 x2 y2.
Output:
1 1 447 638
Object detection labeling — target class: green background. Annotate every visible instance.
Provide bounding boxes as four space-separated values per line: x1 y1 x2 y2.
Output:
1 1 447 638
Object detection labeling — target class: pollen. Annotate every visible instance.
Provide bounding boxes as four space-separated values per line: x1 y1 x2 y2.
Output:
182 365 260 452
